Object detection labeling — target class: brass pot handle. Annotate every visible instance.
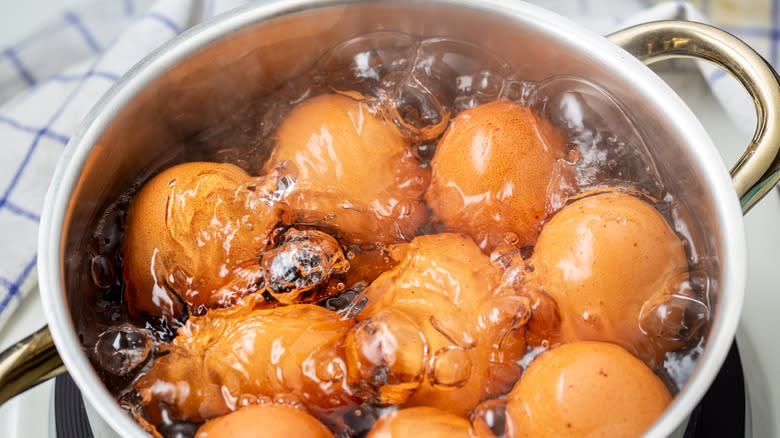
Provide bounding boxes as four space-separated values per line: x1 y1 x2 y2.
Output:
608 20 780 213
0 324 65 406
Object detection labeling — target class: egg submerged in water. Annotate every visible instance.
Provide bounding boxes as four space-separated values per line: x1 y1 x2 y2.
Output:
194 404 334 438
365 407 476 438
344 233 527 417
505 341 672 438
133 304 357 424
519 189 693 367
264 93 430 245
425 99 570 251
121 162 291 319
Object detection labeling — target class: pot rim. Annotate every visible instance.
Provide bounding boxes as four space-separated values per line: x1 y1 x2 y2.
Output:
37 1 747 437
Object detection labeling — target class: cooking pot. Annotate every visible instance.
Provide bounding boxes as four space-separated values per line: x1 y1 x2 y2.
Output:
1 1 779 437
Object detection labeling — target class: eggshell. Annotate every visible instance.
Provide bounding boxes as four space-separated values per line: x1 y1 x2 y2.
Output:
122 162 285 318
525 190 690 366
266 93 430 244
425 99 568 251
366 407 473 438
195 404 334 438
134 304 357 424
345 233 525 416
505 341 671 438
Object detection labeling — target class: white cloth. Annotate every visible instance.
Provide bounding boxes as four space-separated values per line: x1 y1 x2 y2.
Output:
0 0 771 329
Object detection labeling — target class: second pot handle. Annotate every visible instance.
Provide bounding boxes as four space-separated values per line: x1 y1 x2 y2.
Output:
608 20 780 213
0 324 65 406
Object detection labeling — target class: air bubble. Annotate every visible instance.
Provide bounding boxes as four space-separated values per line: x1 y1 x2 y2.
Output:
453 69 507 112
259 228 348 304
314 356 347 384
323 289 361 314
273 393 305 410
429 346 471 389
384 71 450 142
638 274 708 343
566 148 581 164
392 201 414 218
90 255 116 289
341 295 369 318
430 313 476 349
479 295 531 332
489 244 525 270
255 161 298 205
503 232 519 245
237 393 266 407
530 75 664 198
345 311 427 405
94 325 153 377
315 32 416 97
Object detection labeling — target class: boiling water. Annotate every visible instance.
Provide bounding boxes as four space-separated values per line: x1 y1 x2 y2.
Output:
83 32 711 437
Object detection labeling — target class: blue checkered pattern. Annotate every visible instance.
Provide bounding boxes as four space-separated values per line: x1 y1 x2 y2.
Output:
0 0 775 330
0 0 251 329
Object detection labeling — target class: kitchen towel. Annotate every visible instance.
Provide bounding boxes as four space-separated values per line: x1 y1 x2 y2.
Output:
0 0 771 330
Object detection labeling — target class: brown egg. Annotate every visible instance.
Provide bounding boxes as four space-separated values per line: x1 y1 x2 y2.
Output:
366 407 474 438
134 304 358 424
425 99 569 251
505 341 672 438
524 190 690 366
195 404 334 438
345 233 527 416
121 162 290 318
265 93 430 244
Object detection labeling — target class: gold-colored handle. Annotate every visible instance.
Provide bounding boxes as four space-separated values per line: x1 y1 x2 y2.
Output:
608 20 780 213
0 325 66 406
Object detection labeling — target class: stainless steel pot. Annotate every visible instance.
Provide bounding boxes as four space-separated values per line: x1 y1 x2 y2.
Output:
2 1 779 437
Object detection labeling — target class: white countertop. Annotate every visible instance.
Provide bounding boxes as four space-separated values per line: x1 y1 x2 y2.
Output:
0 1 86 44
